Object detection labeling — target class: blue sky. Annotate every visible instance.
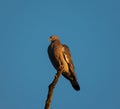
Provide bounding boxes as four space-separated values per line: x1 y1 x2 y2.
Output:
0 0 120 109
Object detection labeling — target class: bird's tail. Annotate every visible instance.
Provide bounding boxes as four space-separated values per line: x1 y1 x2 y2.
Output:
70 78 80 91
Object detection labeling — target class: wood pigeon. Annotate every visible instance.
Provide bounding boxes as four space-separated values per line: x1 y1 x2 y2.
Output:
48 35 80 91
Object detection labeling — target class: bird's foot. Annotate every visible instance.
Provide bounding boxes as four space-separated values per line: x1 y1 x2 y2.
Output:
58 65 63 71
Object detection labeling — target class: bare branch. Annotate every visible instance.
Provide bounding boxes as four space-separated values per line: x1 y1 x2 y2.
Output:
44 69 63 109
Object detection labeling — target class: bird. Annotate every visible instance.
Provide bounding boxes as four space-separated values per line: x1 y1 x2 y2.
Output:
48 35 80 91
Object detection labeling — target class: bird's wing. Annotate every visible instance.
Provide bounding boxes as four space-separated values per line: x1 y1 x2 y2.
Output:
62 44 76 77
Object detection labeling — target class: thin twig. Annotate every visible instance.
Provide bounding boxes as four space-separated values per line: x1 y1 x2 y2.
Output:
44 69 63 109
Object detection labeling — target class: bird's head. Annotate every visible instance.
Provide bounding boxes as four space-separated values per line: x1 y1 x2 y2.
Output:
49 35 59 42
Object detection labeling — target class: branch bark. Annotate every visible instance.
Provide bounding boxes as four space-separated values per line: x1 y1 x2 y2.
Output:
44 69 63 109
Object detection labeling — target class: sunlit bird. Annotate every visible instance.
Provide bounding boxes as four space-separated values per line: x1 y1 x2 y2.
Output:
48 35 80 91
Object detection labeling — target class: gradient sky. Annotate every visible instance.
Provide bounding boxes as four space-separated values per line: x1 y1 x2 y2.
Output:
0 0 120 109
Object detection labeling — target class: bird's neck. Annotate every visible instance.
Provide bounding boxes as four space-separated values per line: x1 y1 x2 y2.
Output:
52 40 60 44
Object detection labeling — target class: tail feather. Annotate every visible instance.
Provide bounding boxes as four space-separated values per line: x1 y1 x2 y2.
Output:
70 79 80 91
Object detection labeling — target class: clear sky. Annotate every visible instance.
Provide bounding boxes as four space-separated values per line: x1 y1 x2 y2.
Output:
0 0 120 109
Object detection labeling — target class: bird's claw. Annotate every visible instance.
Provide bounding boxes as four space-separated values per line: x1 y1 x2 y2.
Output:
58 65 63 71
